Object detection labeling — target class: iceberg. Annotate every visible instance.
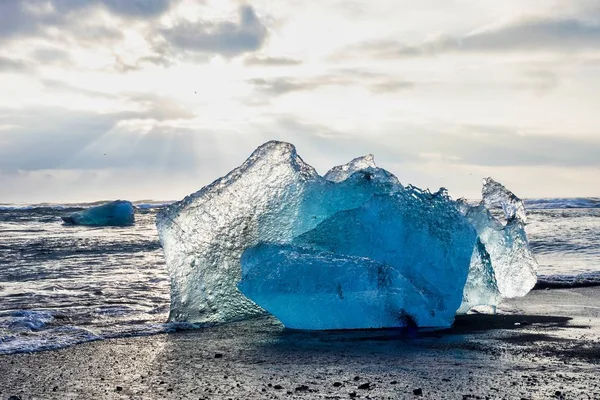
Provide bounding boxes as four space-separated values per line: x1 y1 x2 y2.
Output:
457 178 538 313
61 200 135 226
156 141 537 329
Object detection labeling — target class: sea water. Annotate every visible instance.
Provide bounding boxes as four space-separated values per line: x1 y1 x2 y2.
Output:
0 199 598 354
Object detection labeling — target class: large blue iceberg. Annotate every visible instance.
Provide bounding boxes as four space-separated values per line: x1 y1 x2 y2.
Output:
156 141 537 329
62 200 135 226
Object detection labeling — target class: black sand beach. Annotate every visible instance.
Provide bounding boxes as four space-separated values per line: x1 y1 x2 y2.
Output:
1 286 599 400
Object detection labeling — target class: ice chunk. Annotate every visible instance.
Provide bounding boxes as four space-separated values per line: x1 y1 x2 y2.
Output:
239 243 432 330
157 141 531 329
324 154 376 182
457 238 501 314
61 200 134 226
458 178 537 310
481 177 527 223
156 142 319 323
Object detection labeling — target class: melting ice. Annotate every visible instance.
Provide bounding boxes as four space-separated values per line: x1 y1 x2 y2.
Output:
156 141 538 329
62 200 135 226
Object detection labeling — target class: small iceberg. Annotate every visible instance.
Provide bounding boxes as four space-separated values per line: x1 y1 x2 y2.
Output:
62 200 135 226
156 141 538 330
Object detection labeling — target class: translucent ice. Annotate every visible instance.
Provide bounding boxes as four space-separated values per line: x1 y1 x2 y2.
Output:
239 244 432 330
324 154 376 182
156 142 318 323
457 238 501 314
241 192 477 329
481 177 527 223
157 141 534 329
458 178 538 312
61 200 134 226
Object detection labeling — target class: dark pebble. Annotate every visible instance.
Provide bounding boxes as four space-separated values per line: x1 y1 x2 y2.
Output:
333 382 343 387
7 396 21 400
214 353 223 359
349 391 357 398
354 376 360 381
295 385 309 392
358 382 372 390
273 385 283 390
413 388 423 396
115 386 123 392
390 381 398 385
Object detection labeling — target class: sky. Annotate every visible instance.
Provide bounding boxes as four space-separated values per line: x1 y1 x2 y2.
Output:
0 0 599 203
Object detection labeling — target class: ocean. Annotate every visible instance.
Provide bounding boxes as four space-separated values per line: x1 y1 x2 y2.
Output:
0 199 598 355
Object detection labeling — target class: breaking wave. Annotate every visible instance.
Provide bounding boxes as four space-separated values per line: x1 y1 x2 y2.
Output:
525 198 600 210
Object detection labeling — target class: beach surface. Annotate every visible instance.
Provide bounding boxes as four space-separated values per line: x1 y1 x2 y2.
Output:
1 286 599 400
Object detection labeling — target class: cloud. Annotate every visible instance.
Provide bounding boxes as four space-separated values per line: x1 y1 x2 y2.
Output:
91 0 175 18
243 55 302 66
161 5 267 56
0 1 60 39
125 93 196 120
113 54 174 73
458 18 600 52
248 77 334 96
248 71 415 97
0 0 175 42
522 70 559 94
340 17 600 59
41 79 118 99
368 81 415 93
30 47 71 65
0 1 124 47
0 56 31 73
269 117 600 170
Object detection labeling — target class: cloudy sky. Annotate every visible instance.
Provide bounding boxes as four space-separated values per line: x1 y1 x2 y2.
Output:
1 0 599 203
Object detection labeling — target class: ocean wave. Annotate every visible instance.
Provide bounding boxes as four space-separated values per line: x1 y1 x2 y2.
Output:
0 201 174 212
525 198 600 210
0 312 197 355
134 202 173 210
4 310 54 331
535 272 600 289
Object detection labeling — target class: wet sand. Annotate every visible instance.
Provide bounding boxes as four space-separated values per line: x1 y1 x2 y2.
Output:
1 286 599 400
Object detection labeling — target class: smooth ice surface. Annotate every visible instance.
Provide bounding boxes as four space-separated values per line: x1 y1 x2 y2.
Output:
61 200 134 226
457 238 501 314
239 244 431 330
458 178 538 312
289 192 477 328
